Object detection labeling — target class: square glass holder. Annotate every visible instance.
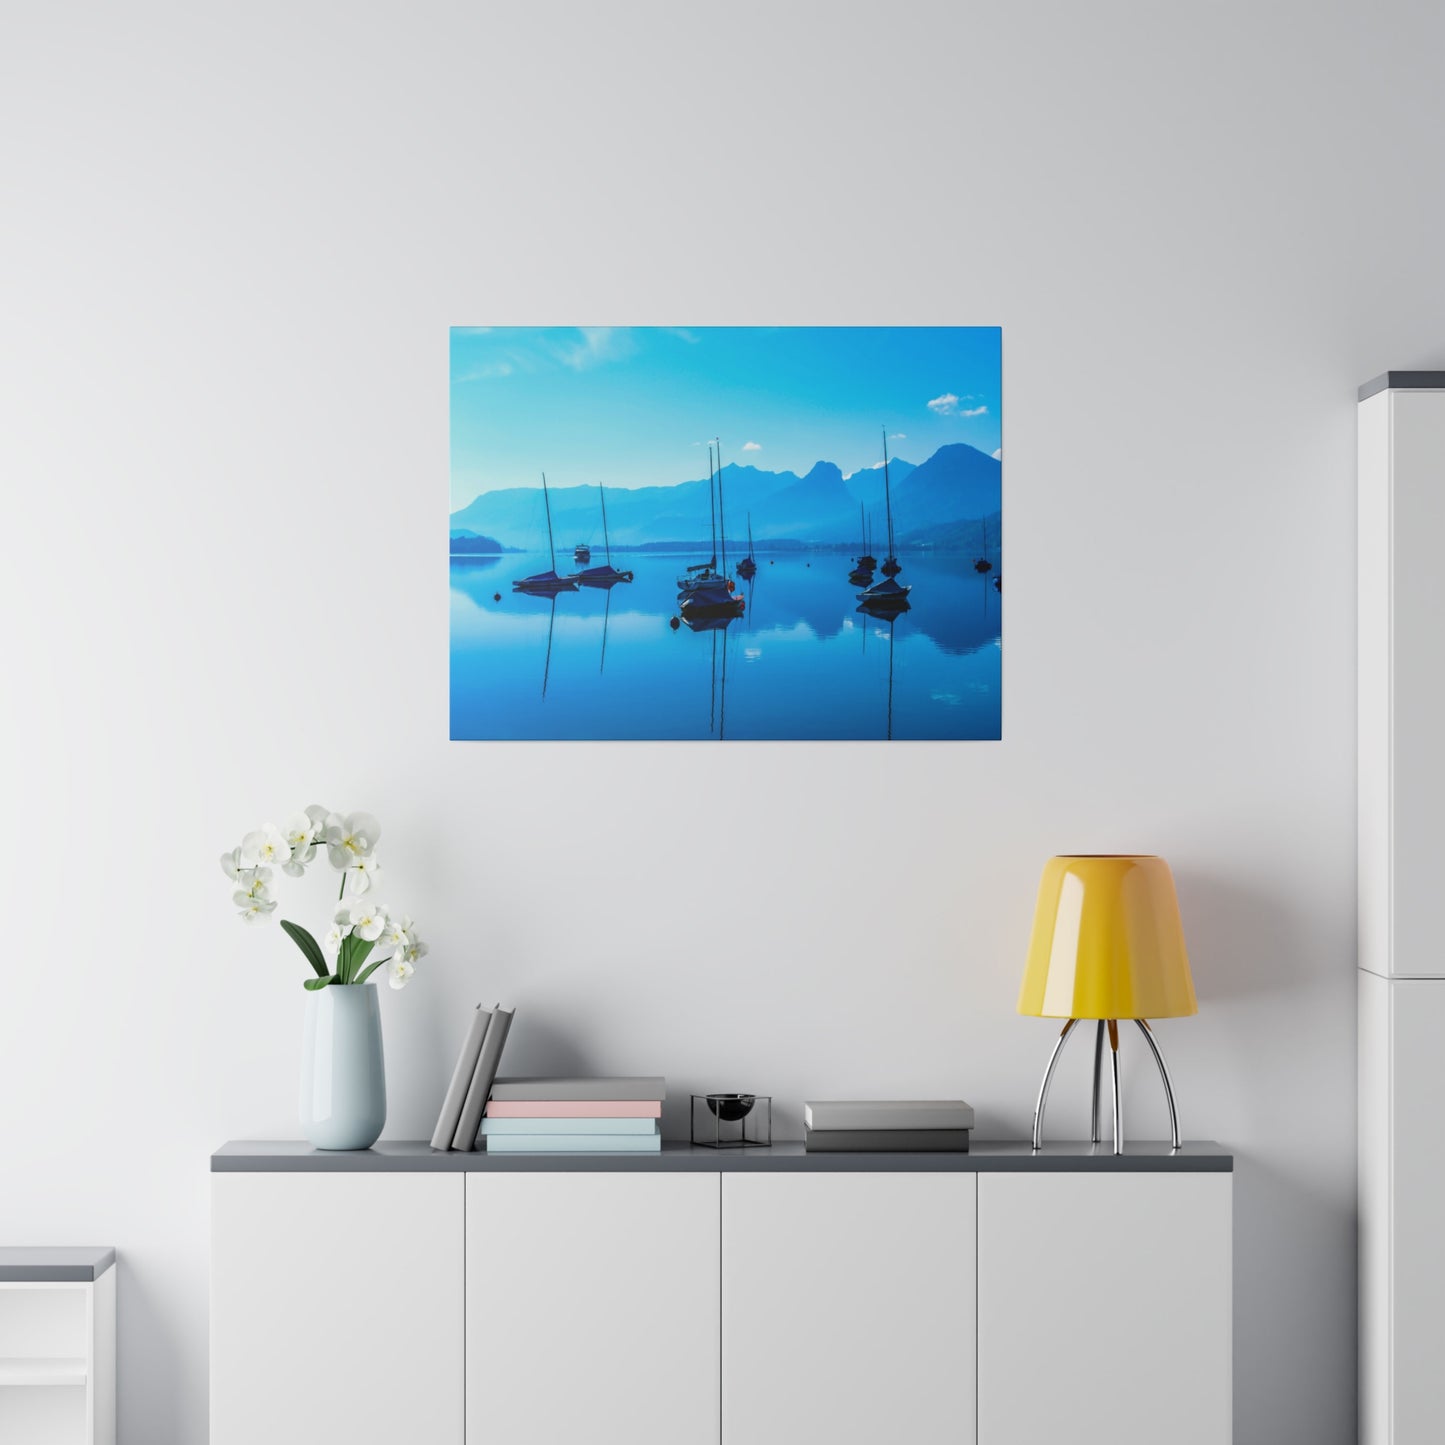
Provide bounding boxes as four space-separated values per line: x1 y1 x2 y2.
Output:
691 1094 772 1148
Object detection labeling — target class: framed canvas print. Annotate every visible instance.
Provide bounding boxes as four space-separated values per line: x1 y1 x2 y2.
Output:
450 326 1001 740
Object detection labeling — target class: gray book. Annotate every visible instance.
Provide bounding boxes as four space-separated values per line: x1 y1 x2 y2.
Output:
430 1004 492 1151
488 1076 665 1102
452 1006 515 1151
804 1100 975 1132
804 1127 971 1152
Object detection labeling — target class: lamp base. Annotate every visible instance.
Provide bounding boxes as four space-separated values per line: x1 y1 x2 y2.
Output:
1030 1017 1180 1155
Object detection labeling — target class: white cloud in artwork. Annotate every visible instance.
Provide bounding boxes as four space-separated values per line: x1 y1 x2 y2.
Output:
927 393 959 415
889 432 906 440
554 327 632 370
992 448 1002 460
742 440 761 451
960 405 988 418
454 361 513 382
663 327 699 343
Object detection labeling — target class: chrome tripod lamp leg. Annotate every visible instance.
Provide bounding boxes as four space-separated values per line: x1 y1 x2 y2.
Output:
1135 1018 1181 1150
1107 1018 1123 1155
1090 1021 1105 1144
1031 1018 1078 1151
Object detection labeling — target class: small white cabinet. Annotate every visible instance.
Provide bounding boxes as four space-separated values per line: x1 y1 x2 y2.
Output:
0 1253 114 1445
722 1172 976 1445
210 1173 464 1445
465 1172 719 1445
977 1172 1232 1445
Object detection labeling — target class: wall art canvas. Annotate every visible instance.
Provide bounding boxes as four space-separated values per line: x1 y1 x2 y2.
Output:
450 327 1001 741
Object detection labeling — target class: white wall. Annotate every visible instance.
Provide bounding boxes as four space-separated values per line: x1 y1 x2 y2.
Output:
4 2 1444 1440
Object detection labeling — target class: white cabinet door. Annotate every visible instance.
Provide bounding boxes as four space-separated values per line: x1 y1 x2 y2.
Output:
466 1172 719 1445
722 1172 976 1445
211 1173 464 1445
978 1173 1231 1445
1386 978 1445 1441
1388 394 1445 976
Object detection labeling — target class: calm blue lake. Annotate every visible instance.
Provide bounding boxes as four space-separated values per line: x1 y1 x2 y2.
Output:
449 551 1001 741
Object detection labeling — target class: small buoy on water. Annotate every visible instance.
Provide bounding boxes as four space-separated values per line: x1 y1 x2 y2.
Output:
669 616 680 630
493 592 501 602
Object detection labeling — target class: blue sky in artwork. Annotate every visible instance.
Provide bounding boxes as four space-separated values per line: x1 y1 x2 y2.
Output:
449 326 1001 507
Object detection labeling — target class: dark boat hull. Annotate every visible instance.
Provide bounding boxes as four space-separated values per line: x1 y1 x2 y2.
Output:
513 570 578 594
577 565 634 586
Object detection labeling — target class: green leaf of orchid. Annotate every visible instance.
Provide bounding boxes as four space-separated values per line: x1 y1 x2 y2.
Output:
303 975 335 991
280 919 329 978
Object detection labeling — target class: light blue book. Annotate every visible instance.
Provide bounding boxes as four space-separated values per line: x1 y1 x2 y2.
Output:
484 1133 663 1154
479 1116 660 1137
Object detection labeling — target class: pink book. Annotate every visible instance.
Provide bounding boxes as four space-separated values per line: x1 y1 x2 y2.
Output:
484 1099 663 1118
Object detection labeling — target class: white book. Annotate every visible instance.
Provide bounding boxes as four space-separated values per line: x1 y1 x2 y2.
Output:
804 1100 975 1132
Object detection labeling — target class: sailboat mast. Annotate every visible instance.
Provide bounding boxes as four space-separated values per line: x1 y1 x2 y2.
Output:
542 472 556 572
860 502 865 554
708 444 718 568
600 485 611 567
715 437 727 573
882 428 895 558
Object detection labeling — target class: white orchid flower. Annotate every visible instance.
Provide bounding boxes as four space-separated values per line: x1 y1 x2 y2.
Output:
344 856 383 896
349 902 388 942
381 914 412 950
387 959 415 990
283 812 316 849
241 823 290 869
220 847 248 882
282 842 316 878
236 892 277 924
398 936 428 967
325 812 380 870
231 869 273 903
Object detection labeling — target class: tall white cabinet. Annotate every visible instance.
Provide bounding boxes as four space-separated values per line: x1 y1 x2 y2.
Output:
1357 373 1445 1445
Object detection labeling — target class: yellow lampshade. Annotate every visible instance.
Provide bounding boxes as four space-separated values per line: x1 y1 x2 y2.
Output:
1017 855 1196 1020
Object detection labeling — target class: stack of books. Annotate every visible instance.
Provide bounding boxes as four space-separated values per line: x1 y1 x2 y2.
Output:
480 1077 665 1154
431 1003 517 1153
803 1099 974 1152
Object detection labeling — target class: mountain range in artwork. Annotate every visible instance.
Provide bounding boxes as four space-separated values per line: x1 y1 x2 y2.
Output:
450 443 998 554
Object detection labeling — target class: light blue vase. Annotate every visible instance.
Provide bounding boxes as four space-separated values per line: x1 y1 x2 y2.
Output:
300 984 386 1150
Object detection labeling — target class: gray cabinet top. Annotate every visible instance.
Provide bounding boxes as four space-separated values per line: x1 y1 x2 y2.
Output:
213 1140 1232 1173
0 1247 115 1282
1359 371 1445 401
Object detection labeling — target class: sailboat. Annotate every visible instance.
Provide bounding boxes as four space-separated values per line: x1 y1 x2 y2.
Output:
576 485 634 587
737 513 757 580
879 429 902 577
513 473 578 593
972 516 993 573
849 503 875 585
681 440 740 614
574 542 591 563
678 443 722 598
857 574 912 609
854 502 876 571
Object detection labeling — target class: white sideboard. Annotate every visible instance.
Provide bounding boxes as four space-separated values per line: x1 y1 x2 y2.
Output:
1358 374 1445 1445
211 1141 1232 1445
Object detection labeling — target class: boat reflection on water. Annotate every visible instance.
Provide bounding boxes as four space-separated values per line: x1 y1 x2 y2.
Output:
677 603 741 739
857 595 911 740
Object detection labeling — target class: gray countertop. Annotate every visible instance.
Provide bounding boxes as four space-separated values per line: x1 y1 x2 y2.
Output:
214 1139 1232 1173
0 1247 116 1282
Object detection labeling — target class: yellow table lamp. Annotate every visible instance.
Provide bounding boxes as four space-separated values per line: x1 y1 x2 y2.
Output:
1019 855 1196 1154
